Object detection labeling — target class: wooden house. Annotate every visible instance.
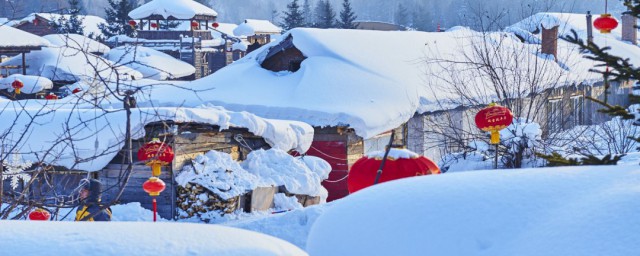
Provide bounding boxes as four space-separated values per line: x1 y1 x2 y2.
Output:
0 26 51 99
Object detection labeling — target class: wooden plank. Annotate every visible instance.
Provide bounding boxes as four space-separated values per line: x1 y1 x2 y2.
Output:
250 186 277 212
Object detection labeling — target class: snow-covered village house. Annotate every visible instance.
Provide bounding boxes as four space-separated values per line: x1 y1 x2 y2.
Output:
155 12 639 200
13 13 107 39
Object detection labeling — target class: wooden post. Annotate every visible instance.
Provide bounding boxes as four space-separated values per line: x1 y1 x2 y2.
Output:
21 52 26 75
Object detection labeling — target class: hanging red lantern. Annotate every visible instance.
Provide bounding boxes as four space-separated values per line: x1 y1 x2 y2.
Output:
593 14 618 34
137 138 174 177
475 103 513 144
72 88 82 94
33 18 39 26
191 21 199 29
12 79 24 95
143 176 166 196
142 176 166 222
212 22 220 29
150 22 158 29
347 149 440 193
28 208 50 221
45 93 58 100
128 20 137 27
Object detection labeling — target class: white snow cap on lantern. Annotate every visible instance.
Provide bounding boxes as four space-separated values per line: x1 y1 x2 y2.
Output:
365 148 419 159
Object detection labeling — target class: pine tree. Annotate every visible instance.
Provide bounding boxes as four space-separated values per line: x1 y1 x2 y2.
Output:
280 0 305 31
302 0 314 27
394 3 409 27
52 0 85 35
337 0 357 29
98 0 138 39
314 0 336 29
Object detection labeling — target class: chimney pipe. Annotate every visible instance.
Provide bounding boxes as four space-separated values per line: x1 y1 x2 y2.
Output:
586 11 594 44
622 11 638 44
541 24 559 61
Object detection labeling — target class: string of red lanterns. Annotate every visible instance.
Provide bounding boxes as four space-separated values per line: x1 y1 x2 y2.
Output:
138 138 174 222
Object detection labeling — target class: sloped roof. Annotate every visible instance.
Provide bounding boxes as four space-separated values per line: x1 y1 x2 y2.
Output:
129 0 218 20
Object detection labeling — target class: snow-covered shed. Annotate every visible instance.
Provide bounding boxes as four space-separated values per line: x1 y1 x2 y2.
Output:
0 82 317 219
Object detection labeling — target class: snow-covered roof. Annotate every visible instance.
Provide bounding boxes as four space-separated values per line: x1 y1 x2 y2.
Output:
0 25 50 48
128 13 640 139
1 221 307 255
0 84 314 171
233 19 282 37
129 0 218 20
43 34 110 54
20 13 107 38
0 46 142 83
105 45 195 80
214 23 238 37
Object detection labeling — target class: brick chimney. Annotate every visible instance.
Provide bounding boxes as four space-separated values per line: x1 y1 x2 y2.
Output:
622 13 638 44
541 25 559 60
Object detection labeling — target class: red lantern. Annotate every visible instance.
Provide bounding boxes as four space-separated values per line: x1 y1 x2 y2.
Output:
142 177 166 222
33 18 39 26
28 208 50 221
475 103 513 144
348 149 440 193
45 93 58 100
143 176 166 196
593 14 618 34
150 23 158 29
137 138 174 177
128 20 137 27
12 79 24 95
212 22 219 29
191 21 199 29
72 88 82 94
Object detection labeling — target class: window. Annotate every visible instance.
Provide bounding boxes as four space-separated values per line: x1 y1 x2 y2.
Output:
568 95 584 127
547 99 562 133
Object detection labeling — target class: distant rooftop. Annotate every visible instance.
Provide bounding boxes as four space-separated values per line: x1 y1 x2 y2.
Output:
129 0 218 20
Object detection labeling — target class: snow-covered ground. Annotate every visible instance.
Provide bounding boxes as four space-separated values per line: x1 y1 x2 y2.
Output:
0 221 306 255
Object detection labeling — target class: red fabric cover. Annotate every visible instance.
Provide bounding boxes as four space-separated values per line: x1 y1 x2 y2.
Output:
348 155 440 193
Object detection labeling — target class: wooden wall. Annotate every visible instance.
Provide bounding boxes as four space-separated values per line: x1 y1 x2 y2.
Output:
14 17 55 36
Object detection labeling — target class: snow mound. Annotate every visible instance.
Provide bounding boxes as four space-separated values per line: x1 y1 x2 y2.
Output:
43 34 110 55
227 204 329 250
307 165 640 255
234 19 282 37
242 149 330 196
0 74 53 94
365 148 419 159
106 45 195 80
176 150 260 200
0 221 306 255
129 0 218 20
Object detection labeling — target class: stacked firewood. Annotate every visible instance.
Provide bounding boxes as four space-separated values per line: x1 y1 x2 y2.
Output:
176 183 240 219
